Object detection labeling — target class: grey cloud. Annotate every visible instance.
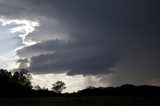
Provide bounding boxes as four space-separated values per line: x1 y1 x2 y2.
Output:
17 33 119 57
17 58 29 69
0 0 160 85
18 34 121 75
100 50 160 87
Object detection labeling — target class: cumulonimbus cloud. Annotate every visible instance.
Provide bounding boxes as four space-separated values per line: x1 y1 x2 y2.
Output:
0 0 160 84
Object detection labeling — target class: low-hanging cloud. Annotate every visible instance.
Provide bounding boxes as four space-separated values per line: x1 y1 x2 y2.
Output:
16 33 121 75
0 0 159 86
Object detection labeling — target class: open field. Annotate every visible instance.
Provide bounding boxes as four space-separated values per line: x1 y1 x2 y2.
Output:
0 96 160 106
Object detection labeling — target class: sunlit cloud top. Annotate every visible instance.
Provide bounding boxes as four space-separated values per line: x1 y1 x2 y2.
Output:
0 18 39 70
0 18 39 46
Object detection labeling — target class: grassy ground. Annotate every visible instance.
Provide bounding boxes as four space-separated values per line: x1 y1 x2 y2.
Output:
0 96 160 106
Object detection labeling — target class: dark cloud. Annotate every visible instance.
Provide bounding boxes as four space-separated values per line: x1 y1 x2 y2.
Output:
0 0 160 85
100 50 160 86
23 34 120 75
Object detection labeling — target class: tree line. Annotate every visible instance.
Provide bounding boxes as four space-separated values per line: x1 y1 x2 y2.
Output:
0 69 66 97
0 69 160 97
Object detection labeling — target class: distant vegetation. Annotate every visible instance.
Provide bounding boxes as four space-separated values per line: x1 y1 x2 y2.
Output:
51 81 66 93
0 69 160 97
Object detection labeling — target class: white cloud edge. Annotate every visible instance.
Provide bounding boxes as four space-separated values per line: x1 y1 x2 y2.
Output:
0 18 39 70
0 18 39 46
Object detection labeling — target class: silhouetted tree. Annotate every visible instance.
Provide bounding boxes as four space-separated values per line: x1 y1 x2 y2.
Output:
51 81 66 93
0 69 12 90
0 69 33 97
12 69 32 89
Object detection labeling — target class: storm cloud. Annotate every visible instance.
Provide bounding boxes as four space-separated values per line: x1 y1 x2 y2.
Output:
0 0 160 86
17 34 120 75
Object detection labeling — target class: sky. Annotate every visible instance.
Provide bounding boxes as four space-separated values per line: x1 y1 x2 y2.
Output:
0 0 160 92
